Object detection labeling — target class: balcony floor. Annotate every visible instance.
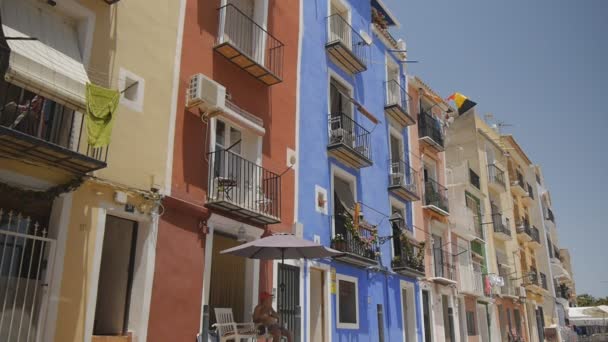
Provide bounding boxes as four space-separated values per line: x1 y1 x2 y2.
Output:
333 252 377 268
327 143 372 169
393 265 425 278
493 230 512 241
205 199 280 225
430 276 457 286
325 41 366 74
422 204 449 217
384 105 415 127
388 184 420 202
419 136 444 153
0 125 106 174
214 42 282 86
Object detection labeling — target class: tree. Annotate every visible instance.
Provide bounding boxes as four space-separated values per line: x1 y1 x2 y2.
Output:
577 294 596 306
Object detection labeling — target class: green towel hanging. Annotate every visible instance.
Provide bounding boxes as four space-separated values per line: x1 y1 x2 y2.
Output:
85 83 120 148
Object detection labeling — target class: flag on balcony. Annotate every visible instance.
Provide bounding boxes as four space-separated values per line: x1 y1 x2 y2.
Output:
85 83 120 147
447 92 477 115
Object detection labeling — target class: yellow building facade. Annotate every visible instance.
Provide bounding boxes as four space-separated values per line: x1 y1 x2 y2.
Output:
0 0 183 341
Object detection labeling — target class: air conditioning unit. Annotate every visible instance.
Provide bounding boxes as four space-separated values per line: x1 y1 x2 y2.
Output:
186 73 226 112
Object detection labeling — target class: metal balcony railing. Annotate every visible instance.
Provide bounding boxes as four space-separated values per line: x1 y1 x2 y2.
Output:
207 149 281 223
216 4 284 84
527 183 534 199
332 218 379 262
546 208 555 223
418 111 444 148
460 261 484 295
0 80 108 173
469 168 481 189
328 112 372 161
388 159 419 196
488 164 506 188
528 268 540 286
433 249 456 280
384 80 409 110
491 213 511 237
392 238 425 275
540 272 548 290
424 178 449 213
326 14 369 73
516 219 532 236
530 226 541 244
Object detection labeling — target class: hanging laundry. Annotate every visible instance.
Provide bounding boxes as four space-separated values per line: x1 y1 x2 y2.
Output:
85 83 120 148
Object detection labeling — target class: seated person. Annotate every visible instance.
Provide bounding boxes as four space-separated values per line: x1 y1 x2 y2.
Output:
253 291 293 342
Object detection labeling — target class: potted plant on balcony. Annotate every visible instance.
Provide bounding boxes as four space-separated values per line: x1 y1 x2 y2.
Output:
331 234 346 251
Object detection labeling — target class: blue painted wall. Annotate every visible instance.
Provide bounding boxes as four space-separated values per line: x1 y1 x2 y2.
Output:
298 0 422 341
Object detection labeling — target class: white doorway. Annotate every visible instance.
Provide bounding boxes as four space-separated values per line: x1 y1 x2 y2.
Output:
477 303 490 342
400 281 417 342
309 268 327 342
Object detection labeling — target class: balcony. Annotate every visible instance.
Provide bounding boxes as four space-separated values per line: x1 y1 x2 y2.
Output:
418 112 445 152
423 178 449 216
327 113 372 168
487 164 506 191
215 4 284 85
332 221 379 267
516 219 533 242
510 170 527 197
469 168 481 189
540 272 548 290
522 183 535 205
206 150 281 225
491 206 511 240
391 236 425 277
384 80 415 127
0 82 107 174
529 226 542 249
388 159 420 201
546 208 555 223
326 14 369 74
460 261 484 296
525 269 543 293
431 249 457 285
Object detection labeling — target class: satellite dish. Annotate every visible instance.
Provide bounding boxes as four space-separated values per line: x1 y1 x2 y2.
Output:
359 30 372 45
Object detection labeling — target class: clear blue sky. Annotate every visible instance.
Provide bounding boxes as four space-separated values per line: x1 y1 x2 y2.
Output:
385 0 608 297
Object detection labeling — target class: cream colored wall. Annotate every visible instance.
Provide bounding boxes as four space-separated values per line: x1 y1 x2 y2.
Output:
78 0 181 192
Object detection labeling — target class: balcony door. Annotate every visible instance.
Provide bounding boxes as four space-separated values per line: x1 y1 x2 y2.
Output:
225 0 266 64
386 58 400 105
388 128 405 184
433 234 444 278
329 0 351 48
329 78 354 147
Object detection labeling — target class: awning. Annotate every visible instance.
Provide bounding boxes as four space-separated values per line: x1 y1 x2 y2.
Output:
1 0 90 111
551 259 571 281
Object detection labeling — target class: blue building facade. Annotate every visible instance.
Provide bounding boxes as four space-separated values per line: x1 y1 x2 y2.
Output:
297 0 423 340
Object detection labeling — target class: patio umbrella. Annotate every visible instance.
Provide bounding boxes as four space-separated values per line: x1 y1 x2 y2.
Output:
221 233 341 325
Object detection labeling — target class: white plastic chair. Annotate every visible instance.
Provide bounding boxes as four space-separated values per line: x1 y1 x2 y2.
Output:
212 308 258 342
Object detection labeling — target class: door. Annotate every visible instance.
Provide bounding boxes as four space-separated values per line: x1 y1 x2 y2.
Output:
225 0 259 61
93 216 137 336
329 0 351 48
477 303 490 342
433 234 444 278
278 264 300 342
442 295 454 342
422 290 432 342
386 58 401 105
536 307 545 341
329 79 354 147
209 234 246 325
0 208 56 342
309 268 325 342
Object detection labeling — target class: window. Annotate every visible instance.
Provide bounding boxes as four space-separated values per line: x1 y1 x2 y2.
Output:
336 274 359 329
514 309 522 337
466 311 477 335
329 77 353 117
119 68 145 112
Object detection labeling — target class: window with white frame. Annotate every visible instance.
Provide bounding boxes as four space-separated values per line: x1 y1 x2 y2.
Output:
336 274 359 329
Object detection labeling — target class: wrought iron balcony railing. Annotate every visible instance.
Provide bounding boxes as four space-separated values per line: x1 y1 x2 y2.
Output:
326 14 369 74
388 159 420 201
0 80 107 174
469 168 481 189
424 178 449 213
546 208 555 223
327 112 372 167
215 4 284 85
528 268 540 286
207 149 281 224
418 111 444 149
433 249 456 281
392 238 425 276
488 164 506 188
516 219 532 238
540 272 548 290
332 219 379 263
384 80 414 126
530 226 541 245
491 204 511 236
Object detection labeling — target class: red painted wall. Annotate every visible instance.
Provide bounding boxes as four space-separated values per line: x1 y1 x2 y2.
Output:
148 0 299 340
